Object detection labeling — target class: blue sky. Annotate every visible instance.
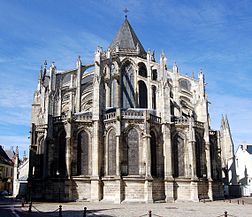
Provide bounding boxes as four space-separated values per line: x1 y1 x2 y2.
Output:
0 0 252 157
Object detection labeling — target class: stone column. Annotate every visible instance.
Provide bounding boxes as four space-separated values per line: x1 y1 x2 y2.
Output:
143 111 153 203
188 116 198 201
206 141 213 200
115 76 121 108
91 121 102 202
162 124 174 202
64 122 72 179
105 81 111 108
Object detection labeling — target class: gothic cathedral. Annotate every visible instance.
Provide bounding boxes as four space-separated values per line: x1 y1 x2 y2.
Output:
29 17 231 203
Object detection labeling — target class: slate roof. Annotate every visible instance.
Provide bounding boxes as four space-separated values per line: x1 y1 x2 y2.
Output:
109 18 146 55
0 146 13 166
246 145 252 154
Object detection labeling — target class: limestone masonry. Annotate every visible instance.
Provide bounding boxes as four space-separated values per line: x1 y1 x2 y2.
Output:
29 18 233 203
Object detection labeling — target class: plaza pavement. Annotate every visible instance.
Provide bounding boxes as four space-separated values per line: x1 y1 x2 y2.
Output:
18 198 252 217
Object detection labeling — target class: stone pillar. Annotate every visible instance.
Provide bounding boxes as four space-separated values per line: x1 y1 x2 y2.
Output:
115 77 121 108
144 179 153 203
190 181 199 201
64 121 72 179
76 56 82 112
65 137 71 178
188 116 198 201
162 124 174 202
189 141 199 201
206 142 213 200
114 179 122 204
91 121 102 201
143 111 153 202
105 82 111 108
115 135 121 176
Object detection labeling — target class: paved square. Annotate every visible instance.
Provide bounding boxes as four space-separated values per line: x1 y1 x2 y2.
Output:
20 198 252 217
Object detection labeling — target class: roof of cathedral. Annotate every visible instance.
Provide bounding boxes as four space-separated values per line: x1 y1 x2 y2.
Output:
109 18 146 55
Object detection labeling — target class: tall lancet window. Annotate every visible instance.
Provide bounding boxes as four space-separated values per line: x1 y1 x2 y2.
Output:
195 135 205 178
152 85 157 109
58 130 66 177
150 131 157 177
107 129 116 175
123 128 139 175
138 80 147 108
77 131 90 175
172 132 185 177
121 62 135 108
138 62 147 77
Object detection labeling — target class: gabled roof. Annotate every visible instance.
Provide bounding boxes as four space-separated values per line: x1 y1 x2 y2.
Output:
0 146 13 166
109 18 146 56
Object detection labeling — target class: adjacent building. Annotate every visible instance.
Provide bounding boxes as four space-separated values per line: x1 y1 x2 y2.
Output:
13 148 29 198
29 17 233 202
235 144 252 196
0 146 14 194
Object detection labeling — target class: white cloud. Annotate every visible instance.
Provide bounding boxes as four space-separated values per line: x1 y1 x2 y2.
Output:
0 109 30 126
0 84 33 109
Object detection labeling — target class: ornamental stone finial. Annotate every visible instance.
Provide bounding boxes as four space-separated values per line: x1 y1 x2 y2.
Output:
123 8 129 19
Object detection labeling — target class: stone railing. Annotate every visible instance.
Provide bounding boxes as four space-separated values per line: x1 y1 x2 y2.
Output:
122 110 144 119
104 112 116 120
74 112 92 121
149 114 161 123
195 121 204 128
53 115 66 123
172 116 188 125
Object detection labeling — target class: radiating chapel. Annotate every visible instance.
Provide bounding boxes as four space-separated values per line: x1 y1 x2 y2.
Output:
29 17 232 203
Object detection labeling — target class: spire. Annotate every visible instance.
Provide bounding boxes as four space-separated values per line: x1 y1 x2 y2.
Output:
109 18 146 56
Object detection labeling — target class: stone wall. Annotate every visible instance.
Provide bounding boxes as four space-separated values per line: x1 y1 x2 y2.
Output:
72 178 91 201
152 179 165 201
123 179 145 202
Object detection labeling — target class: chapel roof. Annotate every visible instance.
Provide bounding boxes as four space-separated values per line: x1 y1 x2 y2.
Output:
109 18 146 56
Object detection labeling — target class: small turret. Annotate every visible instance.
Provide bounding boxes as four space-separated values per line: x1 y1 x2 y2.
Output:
198 69 205 98
159 50 167 80
76 56 82 112
43 60 47 81
49 62 56 92
76 55 82 68
172 61 178 73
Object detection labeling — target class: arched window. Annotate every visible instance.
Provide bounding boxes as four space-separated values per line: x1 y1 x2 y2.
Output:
138 62 147 77
121 62 135 108
179 79 191 91
58 130 66 176
123 128 139 175
150 131 157 177
172 133 185 177
108 129 116 175
152 69 157 80
77 131 90 175
138 80 147 108
152 85 156 109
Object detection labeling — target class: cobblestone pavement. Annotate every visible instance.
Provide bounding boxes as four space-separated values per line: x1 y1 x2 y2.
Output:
17 198 252 217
